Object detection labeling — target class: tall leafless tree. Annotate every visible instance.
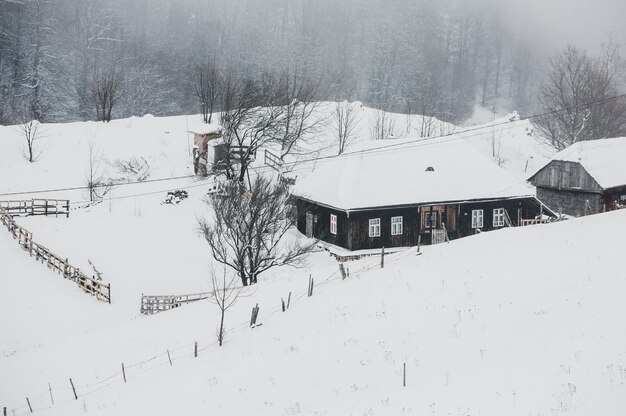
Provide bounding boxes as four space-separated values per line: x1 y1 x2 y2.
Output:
193 62 221 124
200 175 314 287
85 139 110 202
94 69 120 122
17 117 43 163
536 44 626 150
210 267 240 346
333 100 359 154
276 67 326 160
219 72 287 184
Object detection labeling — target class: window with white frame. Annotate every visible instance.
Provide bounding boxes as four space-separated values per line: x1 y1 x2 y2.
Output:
330 214 337 235
493 208 505 227
471 209 484 228
391 216 403 235
369 218 381 237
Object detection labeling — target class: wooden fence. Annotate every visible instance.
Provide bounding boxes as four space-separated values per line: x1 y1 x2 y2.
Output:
0 199 70 217
519 218 551 226
141 292 213 315
0 207 111 303
264 149 282 172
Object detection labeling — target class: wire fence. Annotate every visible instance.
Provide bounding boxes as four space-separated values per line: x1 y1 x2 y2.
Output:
2 246 420 415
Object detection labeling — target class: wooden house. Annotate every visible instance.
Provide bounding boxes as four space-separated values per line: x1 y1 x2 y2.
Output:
291 138 554 251
529 137 626 217
189 124 223 175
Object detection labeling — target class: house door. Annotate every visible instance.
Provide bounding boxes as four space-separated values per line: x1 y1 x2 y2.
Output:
305 212 313 238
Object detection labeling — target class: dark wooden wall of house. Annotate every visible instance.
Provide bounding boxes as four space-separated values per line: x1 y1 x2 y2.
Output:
456 199 540 236
295 199 351 249
348 207 420 250
295 197 547 251
530 161 603 193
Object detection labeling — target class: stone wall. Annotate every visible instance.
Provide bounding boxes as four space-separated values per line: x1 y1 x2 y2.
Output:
537 187 601 217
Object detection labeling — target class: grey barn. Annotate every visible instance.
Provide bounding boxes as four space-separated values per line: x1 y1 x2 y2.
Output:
529 137 626 217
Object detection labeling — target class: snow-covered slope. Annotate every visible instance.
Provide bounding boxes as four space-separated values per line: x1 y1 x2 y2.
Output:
3 106 614 416
2 208 625 415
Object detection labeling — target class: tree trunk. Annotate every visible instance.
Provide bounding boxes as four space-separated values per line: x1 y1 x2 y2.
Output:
218 308 225 346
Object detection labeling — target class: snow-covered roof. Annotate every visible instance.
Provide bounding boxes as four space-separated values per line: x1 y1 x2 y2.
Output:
548 137 626 189
188 123 222 135
292 137 535 211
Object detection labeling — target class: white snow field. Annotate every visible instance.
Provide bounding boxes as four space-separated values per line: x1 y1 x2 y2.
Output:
2 206 625 415
2 106 622 415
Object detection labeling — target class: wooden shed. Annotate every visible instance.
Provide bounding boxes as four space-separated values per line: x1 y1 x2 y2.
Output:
188 124 223 175
529 137 626 217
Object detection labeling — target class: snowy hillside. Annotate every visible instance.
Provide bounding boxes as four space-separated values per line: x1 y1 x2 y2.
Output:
2 206 625 415
3 105 618 416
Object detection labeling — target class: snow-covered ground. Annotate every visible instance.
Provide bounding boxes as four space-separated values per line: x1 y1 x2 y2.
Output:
4 104 621 415
2 205 625 415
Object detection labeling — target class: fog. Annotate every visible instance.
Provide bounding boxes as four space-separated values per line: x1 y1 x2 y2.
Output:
1 0 624 125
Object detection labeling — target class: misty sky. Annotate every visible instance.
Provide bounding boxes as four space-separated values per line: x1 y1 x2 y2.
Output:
502 0 626 52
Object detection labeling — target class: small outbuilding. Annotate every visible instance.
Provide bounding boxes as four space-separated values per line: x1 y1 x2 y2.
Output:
291 138 554 251
189 124 224 175
529 137 626 217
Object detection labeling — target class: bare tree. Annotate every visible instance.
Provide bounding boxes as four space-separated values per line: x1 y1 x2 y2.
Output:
370 109 396 140
536 44 626 150
85 140 110 202
219 72 287 184
17 117 43 163
276 67 326 160
193 62 221 123
94 69 121 122
200 175 314 287
334 100 359 154
210 267 240 346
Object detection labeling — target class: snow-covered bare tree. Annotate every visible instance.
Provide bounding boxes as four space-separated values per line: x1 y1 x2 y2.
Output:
536 45 626 150
17 117 43 163
276 67 326 160
193 61 221 123
210 267 240 346
219 71 287 184
199 176 314 287
85 139 110 202
334 100 359 154
94 68 120 122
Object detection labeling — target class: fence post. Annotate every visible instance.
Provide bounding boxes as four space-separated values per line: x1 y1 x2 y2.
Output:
307 275 314 297
403 362 406 387
287 292 291 309
66 200 70 218
69 378 78 400
167 350 172 366
194 342 198 358
26 397 32 413
339 263 346 280
281 298 285 312
381 246 385 269
48 382 54 405
417 236 421 254
122 363 126 383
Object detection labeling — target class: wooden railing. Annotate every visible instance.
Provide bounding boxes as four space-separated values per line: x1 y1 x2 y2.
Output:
141 292 213 315
264 149 282 172
519 218 551 226
0 207 111 303
0 199 70 217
